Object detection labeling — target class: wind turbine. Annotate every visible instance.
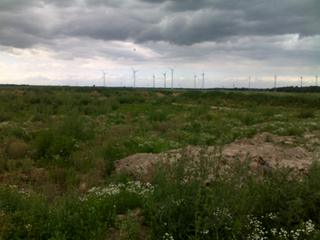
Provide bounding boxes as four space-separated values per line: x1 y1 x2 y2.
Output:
274 74 277 91
248 76 251 89
131 67 138 88
201 72 205 89
163 72 167 88
194 75 197 89
300 76 303 88
153 74 156 88
316 75 318 87
169 68 174 89
102 71 106 87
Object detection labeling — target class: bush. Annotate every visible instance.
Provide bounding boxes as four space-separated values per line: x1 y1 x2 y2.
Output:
34 116 93 165
0 186 49 239
49 196 115 239
147 110 168 122
297 109 315 119
0 111 11 122
34 131 76 164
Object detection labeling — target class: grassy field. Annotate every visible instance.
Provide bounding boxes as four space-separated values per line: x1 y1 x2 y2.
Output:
1 86 320 239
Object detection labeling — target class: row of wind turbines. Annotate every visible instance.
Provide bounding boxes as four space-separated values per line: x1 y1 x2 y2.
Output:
103 67 206 89
102 69 319 89
272 75 318 89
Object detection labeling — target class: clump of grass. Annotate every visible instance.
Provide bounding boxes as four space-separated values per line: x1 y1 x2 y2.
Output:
297 109 316 119
5 139 29 159
33 115 94 165
0 181 152 239
147 110 168 122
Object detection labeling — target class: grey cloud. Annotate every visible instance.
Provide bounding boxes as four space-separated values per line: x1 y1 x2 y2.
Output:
47 38 151 62
135 0 320 44
0 0 319 71
0 0 38 11
0 0 319 48
0 0 76 12
67 0 320 45
0 10 51 48
139 0 211 11
61 8 148 41
142 34 320 68
137 9 244 44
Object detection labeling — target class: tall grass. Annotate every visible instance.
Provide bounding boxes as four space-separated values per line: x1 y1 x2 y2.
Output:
1 157 320 239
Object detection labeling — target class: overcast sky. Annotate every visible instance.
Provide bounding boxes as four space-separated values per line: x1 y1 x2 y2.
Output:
0 0 319 88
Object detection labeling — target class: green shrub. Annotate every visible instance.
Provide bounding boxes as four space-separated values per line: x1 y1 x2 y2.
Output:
297 109 316 119
0 111 11 122
49 196 115 239
34 116 93 164
34 131 76 163
0 186 49 239
147 110 168 122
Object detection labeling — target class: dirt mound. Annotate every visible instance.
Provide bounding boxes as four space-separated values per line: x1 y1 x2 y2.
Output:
156 92 165 97
222 133 311 172
5 140 29 159
115 133 317 181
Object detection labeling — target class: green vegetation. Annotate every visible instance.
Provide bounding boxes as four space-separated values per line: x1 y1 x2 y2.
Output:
1 86 320 239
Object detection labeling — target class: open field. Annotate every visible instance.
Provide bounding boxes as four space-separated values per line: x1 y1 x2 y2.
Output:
1 86 320 239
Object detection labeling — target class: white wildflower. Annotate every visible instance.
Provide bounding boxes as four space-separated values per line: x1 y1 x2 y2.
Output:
304 220 315 234
162 232 174 240
81 181 154 201
200 229 209 235
25 224 32 231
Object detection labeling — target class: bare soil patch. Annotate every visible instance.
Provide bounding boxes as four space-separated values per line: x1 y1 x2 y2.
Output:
115 132 318 181
156 92 165 97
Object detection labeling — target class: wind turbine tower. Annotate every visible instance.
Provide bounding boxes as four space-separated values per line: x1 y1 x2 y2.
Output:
248 76 251 89
170 68 174 89
132 68 138 88
202 72 205 89
102 71 106 87
300 76 303 88
274 74 277 90
163 72 167 88
153 74 156 88
316 75 318 87
194 75 197 89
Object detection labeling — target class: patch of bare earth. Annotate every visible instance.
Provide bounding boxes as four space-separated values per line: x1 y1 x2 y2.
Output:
115 132 318 182
172 92 182 97
156 92 165 97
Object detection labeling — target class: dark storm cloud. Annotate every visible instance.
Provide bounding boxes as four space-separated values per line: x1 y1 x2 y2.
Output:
0 0 319 62
0 0 77 11
60 8 150 42
0 0 37 11
0 9 52 48
135 0 320 45
139 0 211 11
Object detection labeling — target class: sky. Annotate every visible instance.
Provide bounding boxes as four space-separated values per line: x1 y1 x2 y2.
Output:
0 0 319 88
